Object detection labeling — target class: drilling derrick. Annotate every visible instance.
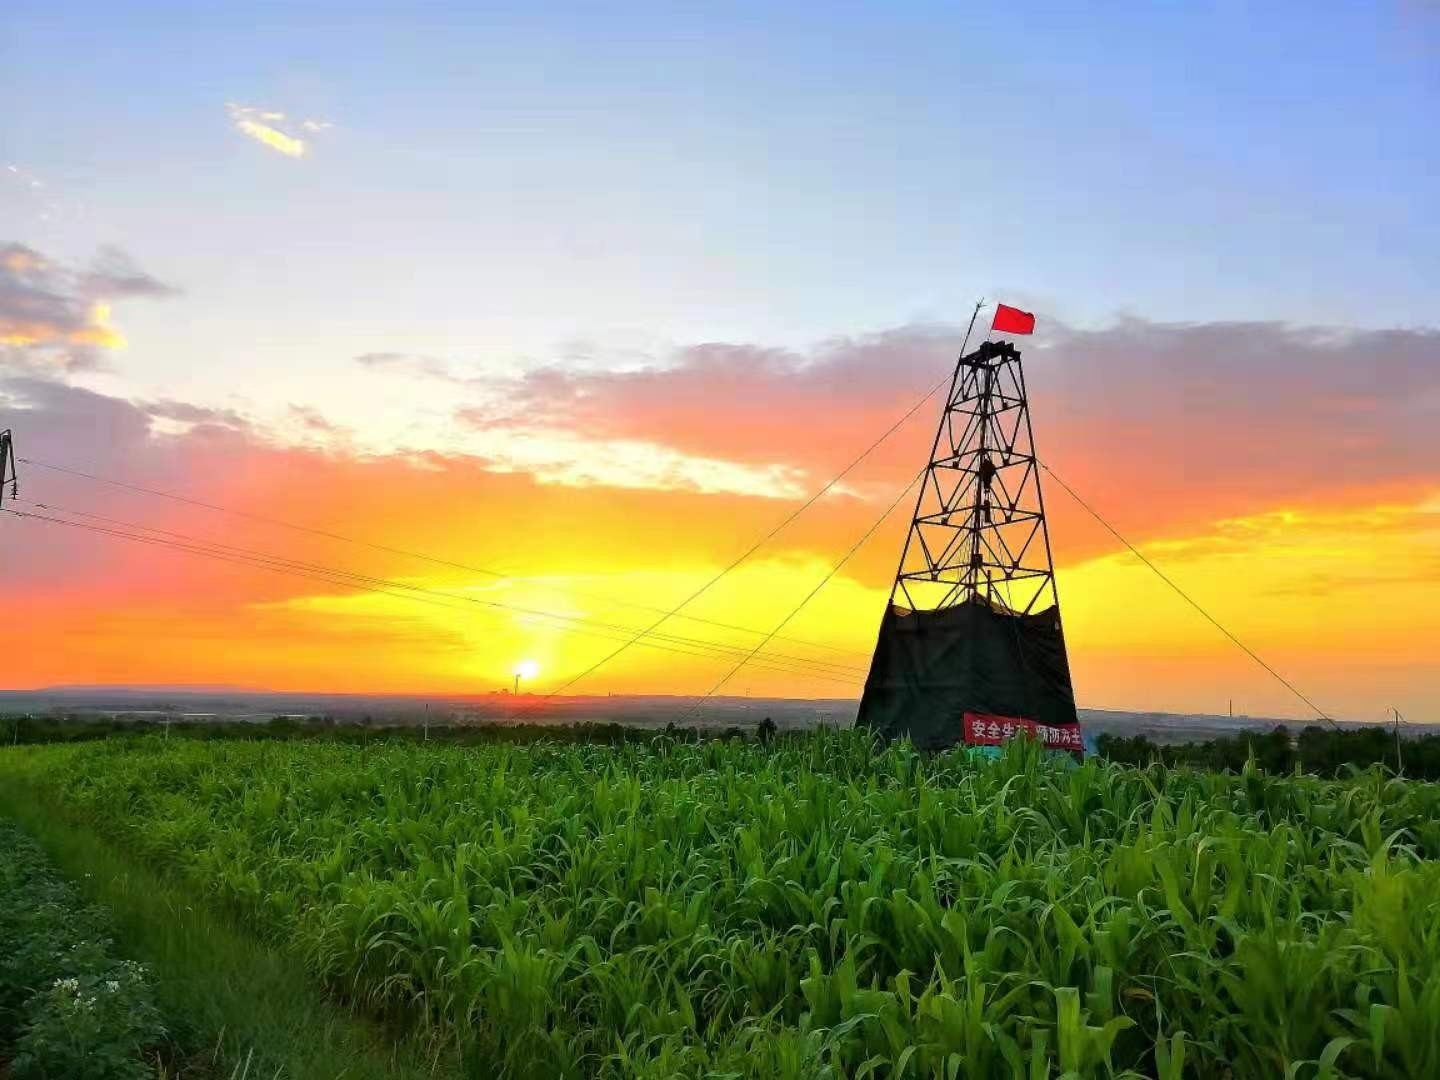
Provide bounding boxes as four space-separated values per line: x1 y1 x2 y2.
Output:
857 339 1082 753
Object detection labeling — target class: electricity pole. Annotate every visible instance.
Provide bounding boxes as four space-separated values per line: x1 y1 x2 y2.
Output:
0 430 17 511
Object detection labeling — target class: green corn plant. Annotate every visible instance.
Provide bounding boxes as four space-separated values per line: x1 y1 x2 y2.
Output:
6 730 1440 1077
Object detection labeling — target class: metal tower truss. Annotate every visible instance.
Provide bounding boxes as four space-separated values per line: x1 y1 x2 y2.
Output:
891 340 1059 616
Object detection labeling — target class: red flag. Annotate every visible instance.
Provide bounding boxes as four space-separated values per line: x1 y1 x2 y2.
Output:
992 304 1035 335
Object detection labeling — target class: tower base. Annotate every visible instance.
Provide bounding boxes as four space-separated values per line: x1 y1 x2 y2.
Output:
855 598 1080 752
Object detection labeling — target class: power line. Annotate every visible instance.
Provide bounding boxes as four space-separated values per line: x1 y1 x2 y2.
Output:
0 504 862 687
8 498 865 683
1 505 856 686
10 428 1341 721
18 456 870 662
20 494 865 679
528 369 954 703
7 438 1342 723
1036 460 1336 726
683 467 923 721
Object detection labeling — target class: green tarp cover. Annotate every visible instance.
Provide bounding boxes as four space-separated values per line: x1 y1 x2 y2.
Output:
856 599 1079 751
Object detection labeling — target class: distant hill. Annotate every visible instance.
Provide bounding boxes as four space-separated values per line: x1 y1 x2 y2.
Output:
0 686 1421 742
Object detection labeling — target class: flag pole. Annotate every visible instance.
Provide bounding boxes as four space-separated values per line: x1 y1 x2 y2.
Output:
886 297 985 605
959 297 985 358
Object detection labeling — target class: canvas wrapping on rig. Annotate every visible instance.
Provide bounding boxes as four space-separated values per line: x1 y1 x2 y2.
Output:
856 599 1080 752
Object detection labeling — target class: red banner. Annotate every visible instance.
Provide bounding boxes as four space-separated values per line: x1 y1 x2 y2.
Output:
963 711 1083 751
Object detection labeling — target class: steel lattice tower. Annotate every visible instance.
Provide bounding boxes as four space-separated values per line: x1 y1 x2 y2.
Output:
890 340 1060 616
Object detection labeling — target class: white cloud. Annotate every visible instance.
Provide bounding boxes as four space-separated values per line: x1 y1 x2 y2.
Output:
226 103 334 158
451 426 810 500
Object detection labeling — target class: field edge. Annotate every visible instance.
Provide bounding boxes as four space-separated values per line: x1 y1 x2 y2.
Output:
0 770 460 1080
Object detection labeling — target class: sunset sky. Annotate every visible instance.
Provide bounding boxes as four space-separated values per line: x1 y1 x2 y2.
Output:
3 2 1437 722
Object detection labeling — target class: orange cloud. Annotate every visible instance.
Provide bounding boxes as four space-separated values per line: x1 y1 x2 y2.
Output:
1060 494 1440 717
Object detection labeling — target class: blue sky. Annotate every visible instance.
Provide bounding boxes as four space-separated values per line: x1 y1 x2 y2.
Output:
5 2 1436 407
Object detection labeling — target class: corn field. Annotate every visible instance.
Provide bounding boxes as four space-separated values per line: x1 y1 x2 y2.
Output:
4 731 1440 1079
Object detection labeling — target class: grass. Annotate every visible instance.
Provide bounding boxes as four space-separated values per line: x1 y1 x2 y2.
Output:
0 781 457 1080
5 730 1440 1077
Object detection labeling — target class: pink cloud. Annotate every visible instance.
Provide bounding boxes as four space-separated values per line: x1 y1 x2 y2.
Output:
442 318 1440 558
